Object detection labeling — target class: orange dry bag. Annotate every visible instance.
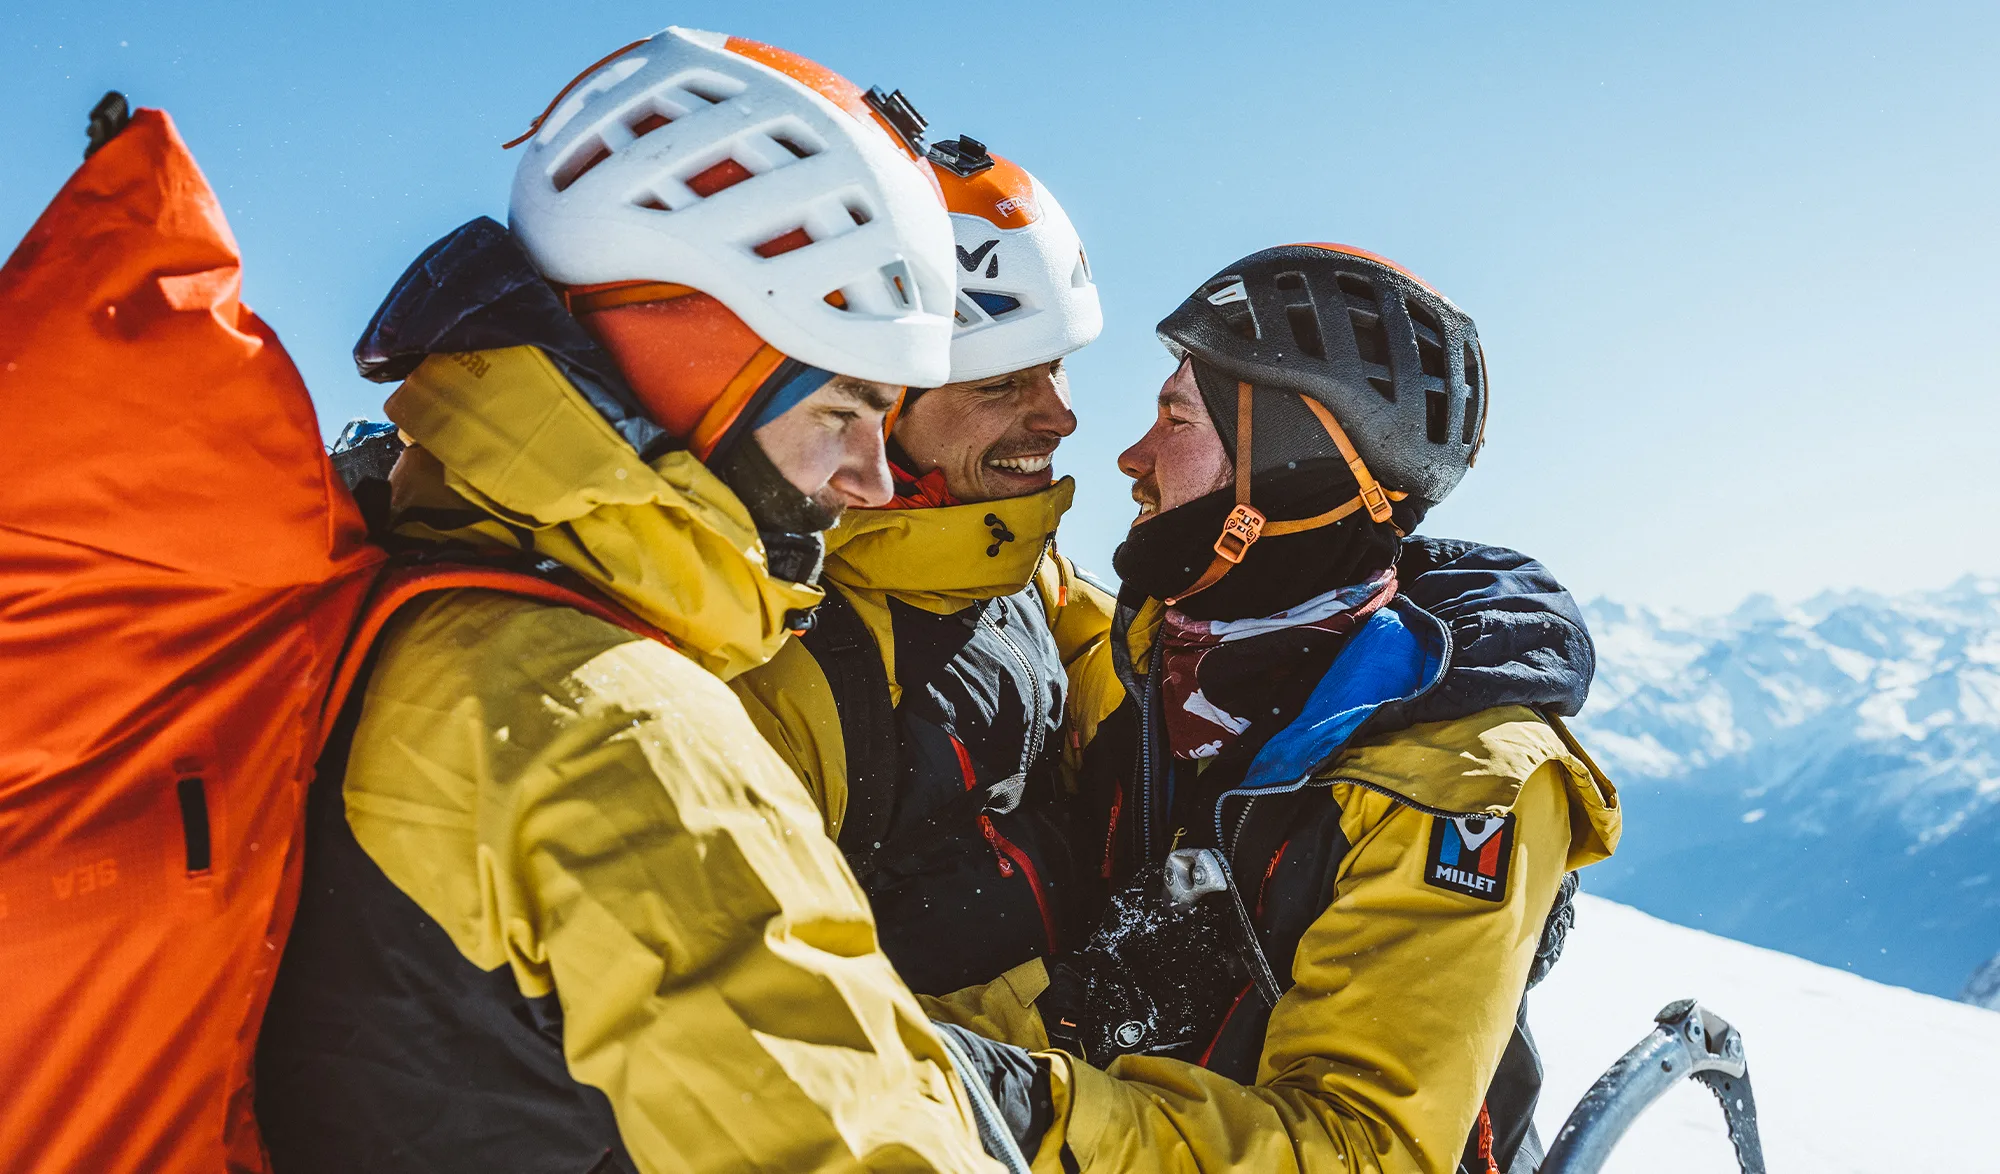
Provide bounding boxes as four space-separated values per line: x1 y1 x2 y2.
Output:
0 108 661 1172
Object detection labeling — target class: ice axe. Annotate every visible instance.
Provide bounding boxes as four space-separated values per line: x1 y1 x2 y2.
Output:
1542 999 1765 1174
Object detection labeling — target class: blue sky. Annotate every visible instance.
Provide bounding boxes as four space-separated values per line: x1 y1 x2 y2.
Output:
7 1 1996 609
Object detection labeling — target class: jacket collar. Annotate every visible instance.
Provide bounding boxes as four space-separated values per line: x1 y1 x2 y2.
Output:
1116 538 1596 790
821 478 1075 616
385 346 818 679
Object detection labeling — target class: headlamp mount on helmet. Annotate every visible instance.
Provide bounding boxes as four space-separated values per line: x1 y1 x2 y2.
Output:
863 86 929 156
927 135 996 178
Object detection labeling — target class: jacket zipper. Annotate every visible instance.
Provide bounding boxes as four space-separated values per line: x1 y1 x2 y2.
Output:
979 604 1048 782
968 605 1061 953
984 817 1059 954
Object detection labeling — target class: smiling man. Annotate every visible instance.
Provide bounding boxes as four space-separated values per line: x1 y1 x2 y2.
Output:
733 137 1117 1001
933 244 1624 1174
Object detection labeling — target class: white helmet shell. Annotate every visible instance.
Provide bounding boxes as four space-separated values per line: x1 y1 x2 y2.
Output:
508 27 956 387
931 142 1103 384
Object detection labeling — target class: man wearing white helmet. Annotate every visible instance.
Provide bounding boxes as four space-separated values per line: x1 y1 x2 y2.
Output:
732 136 1119 1008
256 29 1011 1174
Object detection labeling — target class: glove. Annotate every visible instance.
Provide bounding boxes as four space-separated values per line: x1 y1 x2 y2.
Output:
932 1021 1052 1163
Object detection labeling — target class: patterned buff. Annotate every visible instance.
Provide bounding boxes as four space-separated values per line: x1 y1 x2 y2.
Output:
1158 568 1398 761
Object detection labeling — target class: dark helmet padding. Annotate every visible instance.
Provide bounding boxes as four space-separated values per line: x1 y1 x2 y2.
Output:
1159 244 1485 507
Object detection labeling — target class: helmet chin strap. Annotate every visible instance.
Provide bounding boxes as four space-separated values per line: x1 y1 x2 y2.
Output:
1165 381 1407 607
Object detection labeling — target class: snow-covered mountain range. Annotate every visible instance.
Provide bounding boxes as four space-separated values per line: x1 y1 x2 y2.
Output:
1566 576 2000 1001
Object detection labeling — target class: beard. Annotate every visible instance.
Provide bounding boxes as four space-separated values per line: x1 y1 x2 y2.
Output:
715 434 837 585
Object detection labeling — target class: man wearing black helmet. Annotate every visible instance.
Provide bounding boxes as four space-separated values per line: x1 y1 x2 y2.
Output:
940 244 1622 1174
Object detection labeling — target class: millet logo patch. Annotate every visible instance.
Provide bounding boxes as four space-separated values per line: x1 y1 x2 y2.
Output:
1423 813 1513 902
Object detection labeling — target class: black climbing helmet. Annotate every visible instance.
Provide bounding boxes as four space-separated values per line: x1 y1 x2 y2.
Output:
1146 243 1486 605
1156 243 1486 510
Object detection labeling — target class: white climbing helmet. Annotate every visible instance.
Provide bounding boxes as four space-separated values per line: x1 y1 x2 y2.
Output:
507 27 956 387
926 137 1103 384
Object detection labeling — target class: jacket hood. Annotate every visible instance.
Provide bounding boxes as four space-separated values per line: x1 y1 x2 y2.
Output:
1376 536 1594 726
355 217 670 459
823 478 1075 615
367 221 818 680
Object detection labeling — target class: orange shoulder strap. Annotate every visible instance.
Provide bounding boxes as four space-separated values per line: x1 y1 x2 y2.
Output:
316 563 673 750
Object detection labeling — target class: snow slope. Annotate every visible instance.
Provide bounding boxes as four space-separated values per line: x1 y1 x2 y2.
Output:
1567 576 2000 997
1531 896 2000 1173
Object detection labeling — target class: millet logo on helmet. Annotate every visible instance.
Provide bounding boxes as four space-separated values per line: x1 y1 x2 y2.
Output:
957 240 999 276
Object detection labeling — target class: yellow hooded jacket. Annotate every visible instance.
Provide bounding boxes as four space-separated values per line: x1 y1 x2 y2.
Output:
732 479 1117 838
730 479 1121 996
932 592 1623 1174
253 343 1003 1174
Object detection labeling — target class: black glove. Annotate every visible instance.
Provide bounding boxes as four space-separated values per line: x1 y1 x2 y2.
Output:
933 1021 1052 1163
1039 857 1264 1067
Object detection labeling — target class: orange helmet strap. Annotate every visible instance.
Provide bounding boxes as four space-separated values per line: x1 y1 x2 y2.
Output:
1165 384 1405 608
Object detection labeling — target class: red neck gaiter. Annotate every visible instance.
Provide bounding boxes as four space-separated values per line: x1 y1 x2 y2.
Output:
1157 568 1398 761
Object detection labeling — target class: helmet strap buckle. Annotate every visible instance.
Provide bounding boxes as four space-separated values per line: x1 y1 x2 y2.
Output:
1358 483 1394 524
1213 503 1265 564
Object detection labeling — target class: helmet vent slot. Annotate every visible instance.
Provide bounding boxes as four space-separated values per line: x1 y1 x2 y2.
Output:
1350 308 1392 371
1367 376 1396 400
1426 389 1450 444
628 110 673 138
635 195 669 212
1336 273 1375 300
879 260 919 310
551 139 612 192
1461 343 1482 444
846 202 873 226
1275 270 1306 292
687 158 754 198
1285 304 1325 358
680 77 734 105
771 131 818 159
965 290 1022 318
753 226 814 257
1408 300 1449 378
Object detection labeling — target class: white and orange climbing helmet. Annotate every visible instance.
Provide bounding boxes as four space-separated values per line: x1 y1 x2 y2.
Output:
926 136 1102 383
506 27 956 388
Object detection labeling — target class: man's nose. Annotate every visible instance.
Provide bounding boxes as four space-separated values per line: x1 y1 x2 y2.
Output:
1118 432 1153 480
1024 376 1077 439
832 422 893 508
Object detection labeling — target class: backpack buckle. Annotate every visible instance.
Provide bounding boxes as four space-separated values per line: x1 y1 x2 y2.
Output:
1213 504 1266 563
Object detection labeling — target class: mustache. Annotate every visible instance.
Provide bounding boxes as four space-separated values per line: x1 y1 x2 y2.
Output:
984 431 1065 462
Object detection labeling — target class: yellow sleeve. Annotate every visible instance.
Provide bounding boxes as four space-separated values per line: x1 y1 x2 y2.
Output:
347 591 998 1174
729 635 849 839
1039 762 1577 1174
919 957 1053 1051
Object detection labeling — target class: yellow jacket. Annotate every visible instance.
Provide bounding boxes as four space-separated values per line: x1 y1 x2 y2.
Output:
933 598 1622 1174
255 343 1002 1174
731 480 1117 841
